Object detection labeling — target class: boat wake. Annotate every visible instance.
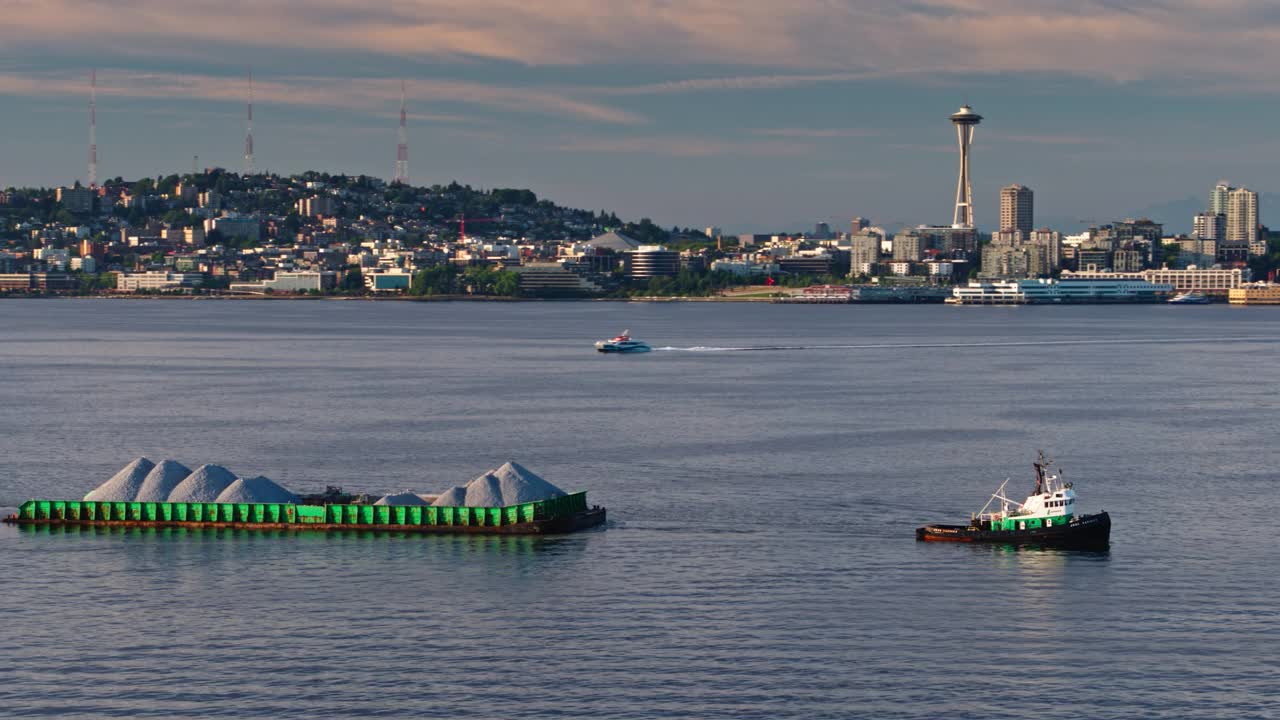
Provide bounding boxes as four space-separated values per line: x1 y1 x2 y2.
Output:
656 336 1277 353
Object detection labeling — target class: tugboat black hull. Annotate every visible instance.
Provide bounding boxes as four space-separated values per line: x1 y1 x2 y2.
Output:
916 512 1110 549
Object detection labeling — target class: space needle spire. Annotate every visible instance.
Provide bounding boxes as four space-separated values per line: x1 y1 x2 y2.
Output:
244 69 255 175
395 79 409 185
949 104 982 229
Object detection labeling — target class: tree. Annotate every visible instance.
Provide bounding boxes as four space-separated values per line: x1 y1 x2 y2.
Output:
340 267 365 293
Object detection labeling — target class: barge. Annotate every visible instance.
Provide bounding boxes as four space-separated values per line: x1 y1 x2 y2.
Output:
3 491 605 536
916 453 1110 549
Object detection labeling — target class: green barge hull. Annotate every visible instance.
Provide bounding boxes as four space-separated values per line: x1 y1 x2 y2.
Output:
3 492 605 536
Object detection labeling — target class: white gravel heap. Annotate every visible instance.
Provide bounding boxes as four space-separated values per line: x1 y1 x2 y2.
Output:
425 462 568 507
463 472 505 507
215 476 300 504
84 457 155 501
488 461 567 505
374 492 430 506
167 464 238 503
430 486 467 507
134 460 192 502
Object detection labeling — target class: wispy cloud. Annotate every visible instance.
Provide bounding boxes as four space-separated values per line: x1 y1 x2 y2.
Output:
557 136 811 158
0 69 644 125
752 127 881 139
5 1 1280 89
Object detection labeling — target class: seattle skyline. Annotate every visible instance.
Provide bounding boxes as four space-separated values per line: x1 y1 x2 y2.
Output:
3 2 1280 232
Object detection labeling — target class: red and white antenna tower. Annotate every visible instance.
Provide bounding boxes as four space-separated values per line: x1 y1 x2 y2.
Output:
244 69 255 175
88 69 98 187
395 79 409 185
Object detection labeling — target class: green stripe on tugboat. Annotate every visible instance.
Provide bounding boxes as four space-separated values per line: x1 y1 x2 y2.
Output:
916 452 1110 549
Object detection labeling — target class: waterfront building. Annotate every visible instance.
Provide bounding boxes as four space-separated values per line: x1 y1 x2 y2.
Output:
1063 267 1245 297
1228 284 1280 304
950 277 1174 305
0 273 79 292
228 271 336 294
999 185 1034 233
363 269 412 292
625 245 680 279
116 271 204 292
1226 187 1260 257
513 262 607 296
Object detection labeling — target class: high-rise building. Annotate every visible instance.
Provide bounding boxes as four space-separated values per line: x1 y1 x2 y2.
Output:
949 105 983 228
1226 187 1259 251
850 217 869 234
1210 183 1232 216
1193 212 1225 242
892 230 922 261
813 222 831 240
999 185 1034 233
849 232 880 272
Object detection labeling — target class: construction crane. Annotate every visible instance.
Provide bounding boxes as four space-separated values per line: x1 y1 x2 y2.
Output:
451 213 502 243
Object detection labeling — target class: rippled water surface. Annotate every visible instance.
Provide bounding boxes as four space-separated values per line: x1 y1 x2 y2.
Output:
2 299 1279 718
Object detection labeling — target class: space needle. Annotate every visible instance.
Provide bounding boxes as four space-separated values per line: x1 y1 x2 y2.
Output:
949 105 982 229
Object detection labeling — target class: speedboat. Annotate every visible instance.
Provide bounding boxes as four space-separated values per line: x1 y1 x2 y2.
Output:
595 330 651 353
1168 291 1211 304
916 452 1110 549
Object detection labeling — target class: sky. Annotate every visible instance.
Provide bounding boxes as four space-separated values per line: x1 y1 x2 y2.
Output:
2 0 1280 233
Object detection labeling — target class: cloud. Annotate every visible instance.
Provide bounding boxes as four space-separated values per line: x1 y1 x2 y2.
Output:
752 128 880 139
0 69 643 125
557 136 811 158
4 1 1280 89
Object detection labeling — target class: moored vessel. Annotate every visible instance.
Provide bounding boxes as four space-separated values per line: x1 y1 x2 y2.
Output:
595 330 651 353
916 452 1110 549
1168 291 1211 304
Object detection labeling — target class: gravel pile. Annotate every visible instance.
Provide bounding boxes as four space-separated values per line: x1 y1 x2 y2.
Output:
84 458 155 501
374 492 430 506
215 475 299 504
425 462 568 507
167 464 238 503
463 472 505 507
430 486 467 507
489 461 567 505
134 460 192 502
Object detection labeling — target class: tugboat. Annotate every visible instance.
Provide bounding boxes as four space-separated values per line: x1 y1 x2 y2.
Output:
595 330 652 354
916 452 1110 549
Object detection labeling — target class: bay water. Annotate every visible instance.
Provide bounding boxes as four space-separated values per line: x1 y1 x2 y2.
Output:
1 299 1277 718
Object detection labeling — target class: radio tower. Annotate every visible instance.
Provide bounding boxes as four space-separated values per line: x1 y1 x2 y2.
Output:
88 69 98 187
244 70 255 175
395 79 409 185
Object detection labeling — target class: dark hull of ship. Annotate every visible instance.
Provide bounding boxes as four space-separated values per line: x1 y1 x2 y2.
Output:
916 512 1110 549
